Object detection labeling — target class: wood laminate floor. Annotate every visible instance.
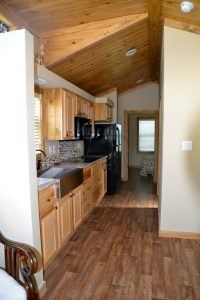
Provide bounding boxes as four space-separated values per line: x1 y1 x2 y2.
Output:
100 168 158 208
42 169 200 300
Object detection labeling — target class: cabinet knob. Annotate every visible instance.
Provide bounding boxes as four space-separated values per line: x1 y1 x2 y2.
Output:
46 198 51 202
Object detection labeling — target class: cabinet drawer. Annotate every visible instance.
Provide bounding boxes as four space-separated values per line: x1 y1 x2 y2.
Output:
83 167 92 182
38 186 55 218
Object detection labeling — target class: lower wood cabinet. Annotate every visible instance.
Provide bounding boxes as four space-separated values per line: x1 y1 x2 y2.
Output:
82 179 93 218
40 208 58 267
72 186 82 230
38 159 107 268
57 194 73 248
82 159 107 218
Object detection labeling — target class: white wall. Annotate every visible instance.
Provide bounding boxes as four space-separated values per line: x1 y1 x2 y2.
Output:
118 83 159 178
159 27 200 234
129 114 153 167
36 64 95 102
0 30 44 288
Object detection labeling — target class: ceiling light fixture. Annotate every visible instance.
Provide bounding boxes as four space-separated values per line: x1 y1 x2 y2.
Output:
125 48 137 57
35 78 47 85
181 1 194 13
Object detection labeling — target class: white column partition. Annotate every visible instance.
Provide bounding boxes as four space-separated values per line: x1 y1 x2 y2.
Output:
0 29 44 289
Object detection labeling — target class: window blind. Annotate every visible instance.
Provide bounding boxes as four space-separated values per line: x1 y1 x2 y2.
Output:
34 96 42 151
138 119 155 152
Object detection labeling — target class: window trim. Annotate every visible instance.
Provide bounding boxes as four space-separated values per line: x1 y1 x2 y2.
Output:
34 93 43 157
137 117 155 153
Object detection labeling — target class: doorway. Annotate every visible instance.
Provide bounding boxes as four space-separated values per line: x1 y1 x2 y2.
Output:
117 110 159 208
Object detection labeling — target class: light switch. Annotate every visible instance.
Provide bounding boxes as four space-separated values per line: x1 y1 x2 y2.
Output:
182 141 192 151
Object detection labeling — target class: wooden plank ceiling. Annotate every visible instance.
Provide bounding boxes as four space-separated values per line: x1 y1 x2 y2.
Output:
0 0 199 95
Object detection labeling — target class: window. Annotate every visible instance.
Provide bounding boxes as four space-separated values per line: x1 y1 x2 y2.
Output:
138 119 155 152
34 94 42 151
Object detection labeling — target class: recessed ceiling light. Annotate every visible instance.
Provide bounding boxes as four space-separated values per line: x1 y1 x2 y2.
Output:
181 1 194 13
35 78 47 85
125 49 137 57
136 78 143 84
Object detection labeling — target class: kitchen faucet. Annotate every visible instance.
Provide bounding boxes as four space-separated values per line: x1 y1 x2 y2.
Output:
36 149 46 170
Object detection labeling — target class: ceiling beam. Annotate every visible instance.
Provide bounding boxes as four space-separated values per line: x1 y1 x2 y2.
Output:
148 0 162 82
0 1 40 36
44 13 148 68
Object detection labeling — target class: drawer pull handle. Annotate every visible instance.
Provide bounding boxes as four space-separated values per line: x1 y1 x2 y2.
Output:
46 198 51 202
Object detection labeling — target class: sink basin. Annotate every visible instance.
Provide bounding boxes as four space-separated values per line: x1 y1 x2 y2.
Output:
37 177 54 186
37 167 78 179
37 166 83 198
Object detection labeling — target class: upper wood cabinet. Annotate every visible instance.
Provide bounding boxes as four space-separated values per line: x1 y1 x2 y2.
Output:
88 102 94 121
94 103 113 121
76 96 91 119
43 88 77 140
42 89 94 140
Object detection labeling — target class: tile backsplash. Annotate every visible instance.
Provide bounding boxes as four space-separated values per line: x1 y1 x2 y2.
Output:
59 140 84 161
41 140 84 168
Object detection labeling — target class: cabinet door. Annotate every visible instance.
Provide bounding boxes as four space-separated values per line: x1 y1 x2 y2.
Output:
40 208 58 266
43 89 63 140
89 103 94 121
72 186 82 229
63 90 76 138
82 179 93 218
94 103 100 121
57 195 73 247
104 170 107 195
84 101 90 119
107 106 113 120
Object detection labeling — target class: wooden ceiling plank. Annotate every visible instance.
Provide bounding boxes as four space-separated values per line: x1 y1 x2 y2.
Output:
40 14 148 39
2 0 147 32
49 19 150 94
148 0 162 82
44 13 148 68
94 87 118 97
162 0 200 27
118 80 153 96
0 1 40 36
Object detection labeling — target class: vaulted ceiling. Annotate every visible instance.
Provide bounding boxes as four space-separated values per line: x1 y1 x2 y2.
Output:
0 1 199 95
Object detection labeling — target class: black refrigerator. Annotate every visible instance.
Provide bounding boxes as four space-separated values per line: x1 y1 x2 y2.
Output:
85 124 122 195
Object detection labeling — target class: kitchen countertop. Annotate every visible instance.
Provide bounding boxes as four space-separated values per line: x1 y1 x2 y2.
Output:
37 155 107 192
37 178 59 192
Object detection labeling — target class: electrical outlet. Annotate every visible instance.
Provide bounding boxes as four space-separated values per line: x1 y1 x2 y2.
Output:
53 145 57 154
48 146 53 155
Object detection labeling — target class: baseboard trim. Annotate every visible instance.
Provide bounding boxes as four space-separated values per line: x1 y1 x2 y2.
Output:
39 281 47 298
159 230 200 240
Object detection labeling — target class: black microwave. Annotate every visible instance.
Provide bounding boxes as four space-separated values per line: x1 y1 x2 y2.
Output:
75 117 92 140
